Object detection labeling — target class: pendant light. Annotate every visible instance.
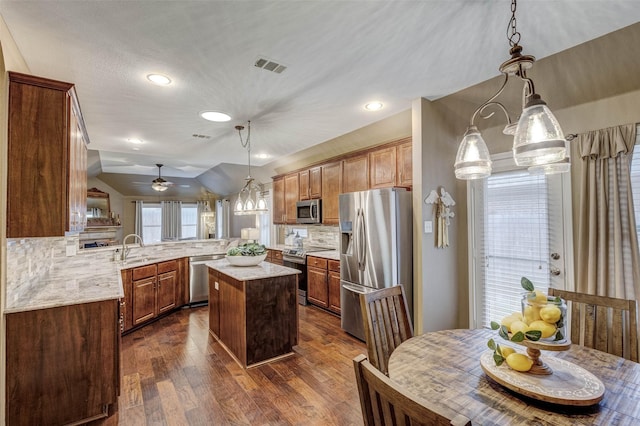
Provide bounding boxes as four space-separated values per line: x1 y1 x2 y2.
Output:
233 121 268 215
454 0 567 180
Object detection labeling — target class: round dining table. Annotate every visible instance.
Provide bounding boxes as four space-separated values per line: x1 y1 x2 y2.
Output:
387 328 640 425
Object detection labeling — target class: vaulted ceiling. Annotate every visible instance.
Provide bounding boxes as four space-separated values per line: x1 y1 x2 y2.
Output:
2 1 639 197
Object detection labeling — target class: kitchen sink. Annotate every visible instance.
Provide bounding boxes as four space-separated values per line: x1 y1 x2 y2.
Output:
120 256 161 266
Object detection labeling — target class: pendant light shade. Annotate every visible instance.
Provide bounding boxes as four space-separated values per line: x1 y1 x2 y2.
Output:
454 126 492 180
513 95 566 167
232 121 269 216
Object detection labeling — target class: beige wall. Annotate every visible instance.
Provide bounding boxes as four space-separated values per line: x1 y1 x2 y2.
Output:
1 13 31 422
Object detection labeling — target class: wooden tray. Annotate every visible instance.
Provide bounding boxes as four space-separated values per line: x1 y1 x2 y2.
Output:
480 351 605 406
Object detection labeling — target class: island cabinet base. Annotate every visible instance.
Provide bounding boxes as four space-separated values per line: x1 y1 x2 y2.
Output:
209 268 298 368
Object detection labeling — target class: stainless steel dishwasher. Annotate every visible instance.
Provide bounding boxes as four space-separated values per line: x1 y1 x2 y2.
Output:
189 254 224 305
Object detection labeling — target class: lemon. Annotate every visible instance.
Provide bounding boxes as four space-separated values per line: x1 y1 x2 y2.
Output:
539 305 562 324
510 320 529 335
500 347 516 358
533 290 548 304
506 353 533 372
523 305 541 325
528 320 557 338
500 314 520 331
511 312 523 321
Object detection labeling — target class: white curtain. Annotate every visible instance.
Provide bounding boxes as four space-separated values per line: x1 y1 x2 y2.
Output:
216 199 230 239
572 123 640 300
196 200 207 240
134 200 144 235
161 201 182 241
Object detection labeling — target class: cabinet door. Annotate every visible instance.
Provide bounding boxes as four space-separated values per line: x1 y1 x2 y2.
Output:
299 170 310 201
321 162 342 225
273 177 285 224
307 266 328 308
157 270 177 314
209 269 220 337
396 140 412 187
369 146 397 189
342 155 369 193
132 276 156 325
272 250 284 265
328 270 341 314
284 173 299 224
309 166 322 199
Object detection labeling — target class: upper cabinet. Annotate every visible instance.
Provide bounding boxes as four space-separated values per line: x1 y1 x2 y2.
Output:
284 173 299 224
271 137 411 226
396 139 412 187
299 166 322 201
321 162 342 225
342 154 369 193
272 177 286 224
7 72 89 238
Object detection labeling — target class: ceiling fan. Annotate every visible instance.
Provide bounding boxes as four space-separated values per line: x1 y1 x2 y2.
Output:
150 164 174 192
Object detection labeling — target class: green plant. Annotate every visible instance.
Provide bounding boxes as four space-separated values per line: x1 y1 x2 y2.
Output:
226 243 267 256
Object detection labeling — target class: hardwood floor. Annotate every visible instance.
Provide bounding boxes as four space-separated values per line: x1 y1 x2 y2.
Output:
118 304 367 425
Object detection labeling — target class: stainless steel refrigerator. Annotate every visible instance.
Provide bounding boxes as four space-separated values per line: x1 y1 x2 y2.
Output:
339 187 413 341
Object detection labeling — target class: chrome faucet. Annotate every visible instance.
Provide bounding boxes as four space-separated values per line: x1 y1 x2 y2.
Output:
121 234 144 261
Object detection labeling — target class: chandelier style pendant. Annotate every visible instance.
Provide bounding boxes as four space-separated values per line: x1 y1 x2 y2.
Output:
454 0 567 180
233 121 268 215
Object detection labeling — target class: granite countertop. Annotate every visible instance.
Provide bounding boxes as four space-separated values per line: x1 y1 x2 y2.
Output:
6 241 229 314
206 258 301 281
307 250 339 261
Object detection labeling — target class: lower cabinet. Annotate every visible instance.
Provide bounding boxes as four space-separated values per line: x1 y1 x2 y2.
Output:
307 256 341 314
266 248 283 265
122 258 187 333
6 299 120 425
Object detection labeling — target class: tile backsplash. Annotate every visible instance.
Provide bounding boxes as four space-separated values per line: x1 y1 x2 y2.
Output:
281 224 339 249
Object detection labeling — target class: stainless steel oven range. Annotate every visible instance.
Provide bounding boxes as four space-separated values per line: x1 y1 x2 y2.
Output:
282 246 332 305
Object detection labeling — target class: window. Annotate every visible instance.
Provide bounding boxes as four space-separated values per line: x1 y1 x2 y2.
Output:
181 204 198 240
469 154 570 329
141 204 162 244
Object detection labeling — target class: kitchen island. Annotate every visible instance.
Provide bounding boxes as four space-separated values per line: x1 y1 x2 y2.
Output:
206 258 301 368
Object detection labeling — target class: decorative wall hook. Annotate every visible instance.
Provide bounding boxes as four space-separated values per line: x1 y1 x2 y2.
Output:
424 187 455 248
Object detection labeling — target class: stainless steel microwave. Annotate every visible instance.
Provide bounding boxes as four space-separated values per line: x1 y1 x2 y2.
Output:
296 199 322 224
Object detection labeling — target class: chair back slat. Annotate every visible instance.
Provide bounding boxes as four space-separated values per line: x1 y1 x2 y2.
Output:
360 286 414 375
549 288 638 362
353 354 472 426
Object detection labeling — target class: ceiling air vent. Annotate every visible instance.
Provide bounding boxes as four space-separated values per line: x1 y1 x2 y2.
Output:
254 56 287 74
192 134 211 139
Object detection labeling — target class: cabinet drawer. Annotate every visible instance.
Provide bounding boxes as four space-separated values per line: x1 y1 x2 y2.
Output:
157 259 178 274
272 250 283 261
307 256 327 269
132 264 157 280
328 259 340 272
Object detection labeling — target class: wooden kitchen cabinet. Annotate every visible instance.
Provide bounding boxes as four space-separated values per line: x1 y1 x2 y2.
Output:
300 167 322 200
307 256 329 308
284 173 300 224
7 72 89 238
266 249 283 265
208 268 220 338
6 299 120 425
342 154 369 194
307 256 340 314
321 161 342 224
272 176 285 224
328 260 341 314
122 258 186 333
396 139 412 187
369 146 397 189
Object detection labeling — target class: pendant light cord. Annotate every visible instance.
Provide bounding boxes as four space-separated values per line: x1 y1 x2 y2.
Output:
236 120 252 178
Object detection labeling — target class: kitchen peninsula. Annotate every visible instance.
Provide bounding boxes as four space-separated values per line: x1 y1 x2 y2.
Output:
207 259 301 368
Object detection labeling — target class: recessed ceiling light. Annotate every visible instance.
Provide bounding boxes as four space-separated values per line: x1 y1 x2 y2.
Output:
146 73 172 86
364 102 383 111
255 153 271 159
200 111 232 122
127 138 144 144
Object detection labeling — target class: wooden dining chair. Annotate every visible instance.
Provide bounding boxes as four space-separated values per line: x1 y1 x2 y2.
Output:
353 354 472 426
360 285 413 375
548 288 638 362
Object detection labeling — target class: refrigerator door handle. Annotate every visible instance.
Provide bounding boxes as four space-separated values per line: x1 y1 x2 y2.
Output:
357 208 366 271
342 282 374 294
